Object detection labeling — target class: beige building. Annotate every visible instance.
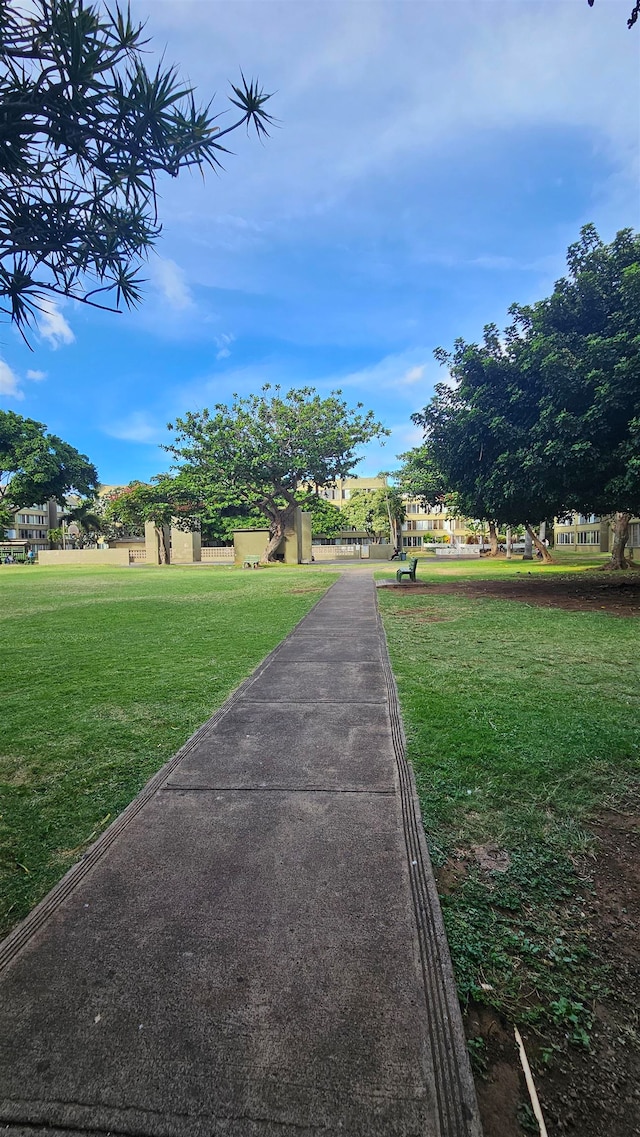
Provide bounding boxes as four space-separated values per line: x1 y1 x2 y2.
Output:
316 475 475 549
2 500 59 557
554 513 640 557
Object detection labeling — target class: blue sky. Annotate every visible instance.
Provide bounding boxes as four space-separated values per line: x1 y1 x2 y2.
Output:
1 0 639 487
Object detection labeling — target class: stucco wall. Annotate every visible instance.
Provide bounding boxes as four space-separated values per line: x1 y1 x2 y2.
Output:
234 529 270 564
38 549 130 566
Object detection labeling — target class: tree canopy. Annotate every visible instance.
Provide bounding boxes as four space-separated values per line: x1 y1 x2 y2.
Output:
166 386 388 560
296 493 345 539
0 409 97 513
395 447 455 508
341 486 405 545
413 225 640 566
0 0 272 339
104 477 199 563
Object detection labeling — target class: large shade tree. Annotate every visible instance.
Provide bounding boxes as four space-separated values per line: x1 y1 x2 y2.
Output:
0 411 97 532
0 0 272 339
166 386 388 562
414 225 640 568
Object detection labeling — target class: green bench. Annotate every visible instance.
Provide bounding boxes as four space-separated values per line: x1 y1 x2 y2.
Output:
242 555 262 569
396 556 418 583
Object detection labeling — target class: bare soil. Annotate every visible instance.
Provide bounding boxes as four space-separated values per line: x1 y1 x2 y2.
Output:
455 810 640 1136
389 569 640 616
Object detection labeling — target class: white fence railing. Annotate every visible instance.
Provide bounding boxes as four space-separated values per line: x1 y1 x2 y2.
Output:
201 546 234 561
311 545 361 560
129 548 147 562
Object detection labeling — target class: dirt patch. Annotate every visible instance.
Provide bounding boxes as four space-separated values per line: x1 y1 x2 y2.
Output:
469 845 511 874
465 1005 529 1137
461 808 640 1136
384 571 640 615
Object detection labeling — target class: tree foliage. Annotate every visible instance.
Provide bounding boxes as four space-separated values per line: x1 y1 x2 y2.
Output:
61 495 102 546
296 492 345 538
104 477 199 563
341 486 405 543
0 0 273 339
395 446 463 516
414 225 640 565
166 386 388 561
0 409 97 510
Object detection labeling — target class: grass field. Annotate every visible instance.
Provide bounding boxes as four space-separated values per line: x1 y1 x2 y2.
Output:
0 564 336 935
377 557 640 1057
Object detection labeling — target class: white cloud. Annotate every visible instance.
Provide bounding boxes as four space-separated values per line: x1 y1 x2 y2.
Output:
150 257 194 311
132 0 639 240
0 360 23 400
38 299 74 348
26 369 47 381
403 365 425 385
105 412 167 445
215 332 235 360
332 349 432 396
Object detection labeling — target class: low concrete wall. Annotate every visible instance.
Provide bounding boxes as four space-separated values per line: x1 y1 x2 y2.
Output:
367 543 393 561
234 529 270 565
38 549 130 566
171 526 201 564
311 545 360 561
435 546 480 558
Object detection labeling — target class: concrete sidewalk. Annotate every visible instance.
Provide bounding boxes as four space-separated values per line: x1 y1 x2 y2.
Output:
0 572 481 1137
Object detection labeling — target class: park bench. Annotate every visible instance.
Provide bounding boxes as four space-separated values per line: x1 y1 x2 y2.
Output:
396 556 418 583
242 555 262 569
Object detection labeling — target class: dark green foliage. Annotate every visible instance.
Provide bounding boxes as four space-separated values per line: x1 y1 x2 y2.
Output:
341 485 405 542
295 493 345 538
414 226 640 528
0 409 97 510
396 446 454 508
0 0 272 337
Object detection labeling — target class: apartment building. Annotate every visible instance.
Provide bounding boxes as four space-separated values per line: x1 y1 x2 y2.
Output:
2 500 59 557
316 475 475 548
554 513 640 556
401 498 472 549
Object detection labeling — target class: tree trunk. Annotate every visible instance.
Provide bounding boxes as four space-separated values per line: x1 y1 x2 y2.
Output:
264 522 284 562
523 528 533 560
156 525 169 565
488 520 499 557
525 522 553 563
506 526 512 559
263 504 297 562
603 512 631 570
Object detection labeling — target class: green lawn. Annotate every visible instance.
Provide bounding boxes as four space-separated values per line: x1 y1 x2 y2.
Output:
378 558 640 1049
377 547 608 581
0 564 336 934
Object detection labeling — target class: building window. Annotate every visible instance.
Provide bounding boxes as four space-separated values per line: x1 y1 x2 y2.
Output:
556 532 575 545
577 514 599 525
404 535 422 548
577 530 599 545
630 523 640 546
